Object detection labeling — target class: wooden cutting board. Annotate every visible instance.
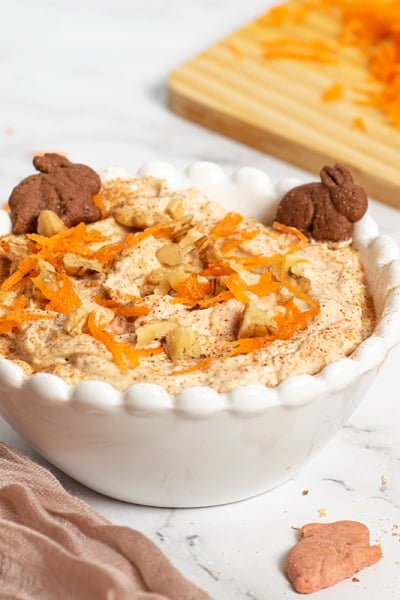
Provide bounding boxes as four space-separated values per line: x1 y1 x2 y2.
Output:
167 2 400 208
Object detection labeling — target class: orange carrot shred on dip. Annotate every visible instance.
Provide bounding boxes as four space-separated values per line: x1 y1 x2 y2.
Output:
31 272 82 315
171 356 214 375
224 336 273 359
28 222 109 257
124 221 178 249
0 294 52 333
92 193 107 218
93 294 150 317
0 256 39 291
247 270 281 296
87 313 163 373
272 221 308 246
220 230 259 254
199 263 235 278
92 241 126 265
210 212 244 240
225 273 250 304
173 275 212 303
197 290 234 308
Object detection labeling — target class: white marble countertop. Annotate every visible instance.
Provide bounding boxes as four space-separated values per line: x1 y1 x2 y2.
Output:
1 1 400 598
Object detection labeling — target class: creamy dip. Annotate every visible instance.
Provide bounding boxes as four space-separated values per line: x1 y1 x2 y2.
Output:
0 175 376 394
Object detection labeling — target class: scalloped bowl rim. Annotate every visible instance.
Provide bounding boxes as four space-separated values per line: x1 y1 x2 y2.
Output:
0 160 399 417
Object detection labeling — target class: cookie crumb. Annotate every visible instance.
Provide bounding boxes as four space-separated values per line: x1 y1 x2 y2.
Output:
318 507 327 518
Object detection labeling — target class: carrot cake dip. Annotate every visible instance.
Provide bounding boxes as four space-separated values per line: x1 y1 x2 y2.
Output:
0 154 375 394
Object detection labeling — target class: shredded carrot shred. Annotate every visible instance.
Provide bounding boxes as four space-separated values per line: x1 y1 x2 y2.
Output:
272 221 308 246
210 212 243 240
224 274 250 304
199 263 235 278
28 223 108 258
261 38 337 63
32 272 82 314
1 256 39 291
93 294 149 317
322 83 344 102
125 222 177 248
87 313 164 374
247 270 281 296
220 230 259 254
174 275 212 302
224 336 273 359
259 0 400 127
172 356 214 375
92 193 107 218
197 290 234 308
351 117 367 132
0 295 51 333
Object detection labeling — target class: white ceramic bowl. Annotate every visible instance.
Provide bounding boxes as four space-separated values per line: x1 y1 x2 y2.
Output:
0 162 399 508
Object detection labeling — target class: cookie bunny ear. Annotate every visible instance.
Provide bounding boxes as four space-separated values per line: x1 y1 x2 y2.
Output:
33 153 71 173
320 163 353 189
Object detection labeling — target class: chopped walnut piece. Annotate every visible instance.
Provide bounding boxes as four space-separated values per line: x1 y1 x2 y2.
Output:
238 301 279 338
195 236 223 265
37 210 67 237
154 267 190 296
166 196 185 219
63 253 102 277
156 243 183 266
64 302 114 335
165 325 202 361
113 202 169 229
135 320 177 347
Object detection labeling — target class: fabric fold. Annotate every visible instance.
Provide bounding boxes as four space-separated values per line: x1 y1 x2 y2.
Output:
0 442 211 600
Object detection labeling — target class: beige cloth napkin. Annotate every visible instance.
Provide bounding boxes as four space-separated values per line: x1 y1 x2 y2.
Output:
0 442 212 600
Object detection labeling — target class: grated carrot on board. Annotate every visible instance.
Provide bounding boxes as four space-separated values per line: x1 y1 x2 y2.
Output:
351 117 367 132
260 0 400 127
261 38 337 63
322 83 344 102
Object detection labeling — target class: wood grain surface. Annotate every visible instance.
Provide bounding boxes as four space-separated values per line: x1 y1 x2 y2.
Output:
168 3 400 208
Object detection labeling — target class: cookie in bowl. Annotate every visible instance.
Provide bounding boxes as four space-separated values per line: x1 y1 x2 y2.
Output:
0 156 398 507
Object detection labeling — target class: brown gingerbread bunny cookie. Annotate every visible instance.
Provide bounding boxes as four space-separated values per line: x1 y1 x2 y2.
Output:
274 163 368 241
8 153 102 234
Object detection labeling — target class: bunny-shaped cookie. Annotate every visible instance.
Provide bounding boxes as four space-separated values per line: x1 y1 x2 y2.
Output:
9 153 102 234
274 164 368 241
